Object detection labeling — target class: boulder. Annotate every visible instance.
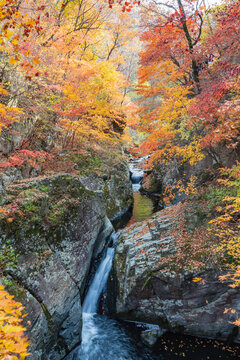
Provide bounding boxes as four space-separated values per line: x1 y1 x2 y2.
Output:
114 204 240 343
79 159 133 220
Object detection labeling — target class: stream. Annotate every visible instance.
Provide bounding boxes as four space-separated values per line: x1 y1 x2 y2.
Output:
129 159 158 223
66 159 240 360
68 233 144 360
66 159 156 360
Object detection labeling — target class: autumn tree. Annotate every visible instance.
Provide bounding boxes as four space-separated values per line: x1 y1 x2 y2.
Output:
0 0 139 172
189 0 240 153
133 0 239 170
134 1 205 166
0 285 29 359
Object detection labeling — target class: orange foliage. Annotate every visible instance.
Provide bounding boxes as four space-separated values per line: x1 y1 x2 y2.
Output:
0 0 138 170
0 285 29 359
209 164 240 290
133 0 239 171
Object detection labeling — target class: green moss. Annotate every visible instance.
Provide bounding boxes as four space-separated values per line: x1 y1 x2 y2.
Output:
142 274 152 290
104 183 109 198
0 195 14 206
18 188 41 200
67 152 103 173
0 241 18 274
2 276 28 301
0 176 97 255
41 302 53 324
118 254 125 272
22 201 40 213
48 202 67 224
40 185 50 192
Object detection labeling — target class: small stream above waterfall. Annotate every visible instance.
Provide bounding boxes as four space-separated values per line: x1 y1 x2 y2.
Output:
113 158 160 229
65 159 240 360
129 159 157 224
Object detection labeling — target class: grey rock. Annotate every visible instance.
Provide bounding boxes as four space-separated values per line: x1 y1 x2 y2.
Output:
141 325 165 347
0 167 132 359
114 206 240 343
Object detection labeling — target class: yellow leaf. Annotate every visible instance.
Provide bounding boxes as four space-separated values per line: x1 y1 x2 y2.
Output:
232 318 240 326
11 39 18 46
2 324 26 333
9 57 18 65
32 57 40 65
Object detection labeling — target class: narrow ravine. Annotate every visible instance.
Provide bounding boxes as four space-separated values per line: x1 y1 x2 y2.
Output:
65 159 158 360
65 237 143 360
65 159 240 360
129 158 155 222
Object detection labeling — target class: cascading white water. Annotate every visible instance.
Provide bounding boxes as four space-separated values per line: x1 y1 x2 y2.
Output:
129 159 144 192
79 233 117 357
64 158 236 360
82 246 115 314
65 161 157 360
66 232 142 360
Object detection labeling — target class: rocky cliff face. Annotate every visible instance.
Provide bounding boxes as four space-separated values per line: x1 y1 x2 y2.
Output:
0 164 132 359
80 160 133 220
114 203 240 343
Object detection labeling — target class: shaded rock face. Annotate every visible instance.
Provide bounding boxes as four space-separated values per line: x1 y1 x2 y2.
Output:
114 206 240 343
73 160 133 220
141 146 240 200
104 161 133 220
0 164 41 193
0 169 132 359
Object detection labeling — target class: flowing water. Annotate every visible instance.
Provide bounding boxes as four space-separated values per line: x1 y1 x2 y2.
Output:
129 159 144 192
128 158 160 225
66 233 146 360
112 158 159 229
65 159 240 360
65 160 157 360
77 234 141 360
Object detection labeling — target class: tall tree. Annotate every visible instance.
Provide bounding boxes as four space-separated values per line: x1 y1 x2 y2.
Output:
135 0 239 167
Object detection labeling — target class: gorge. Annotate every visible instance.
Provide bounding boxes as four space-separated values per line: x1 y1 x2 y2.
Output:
65 160 240 360
0 0 239 359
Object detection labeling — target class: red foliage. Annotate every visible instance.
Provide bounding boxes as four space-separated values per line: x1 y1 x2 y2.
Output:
0 150 53 169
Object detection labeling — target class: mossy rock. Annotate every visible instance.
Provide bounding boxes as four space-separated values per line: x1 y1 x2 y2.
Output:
0 175 97 255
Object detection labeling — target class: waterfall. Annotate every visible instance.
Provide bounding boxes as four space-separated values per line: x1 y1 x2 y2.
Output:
65 230 142 360
82 241 116 314
65 158 236 360
65 161 154 360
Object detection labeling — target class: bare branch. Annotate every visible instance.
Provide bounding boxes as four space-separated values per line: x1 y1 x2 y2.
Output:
192 11 203 46
151 0 178 12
